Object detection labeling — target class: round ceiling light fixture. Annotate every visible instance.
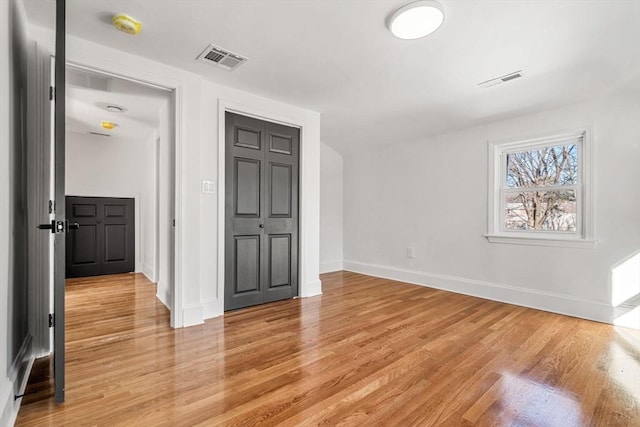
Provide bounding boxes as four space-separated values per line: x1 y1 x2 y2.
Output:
96 102 128 113
388 1 445 40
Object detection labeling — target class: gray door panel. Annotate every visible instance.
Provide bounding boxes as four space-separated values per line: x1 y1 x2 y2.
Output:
66 196 135 277
53 0 66 404
225 112 299 310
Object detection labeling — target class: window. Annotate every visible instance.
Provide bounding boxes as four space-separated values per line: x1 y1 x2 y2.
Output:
486 129 596 248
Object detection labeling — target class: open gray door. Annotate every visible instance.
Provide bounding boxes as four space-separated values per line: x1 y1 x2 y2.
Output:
52 0 66 404
38 0 66 404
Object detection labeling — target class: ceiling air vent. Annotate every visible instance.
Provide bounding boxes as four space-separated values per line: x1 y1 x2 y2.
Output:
197 44 248 71
89 131 111 137
477 70 524 88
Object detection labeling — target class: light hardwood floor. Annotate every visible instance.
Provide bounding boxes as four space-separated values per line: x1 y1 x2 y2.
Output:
16 271 640 426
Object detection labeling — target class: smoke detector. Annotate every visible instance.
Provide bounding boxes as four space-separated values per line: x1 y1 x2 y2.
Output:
196 44 248 71
477 70 524 88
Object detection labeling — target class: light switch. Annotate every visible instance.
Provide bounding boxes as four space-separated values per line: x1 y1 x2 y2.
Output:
201 180 216 194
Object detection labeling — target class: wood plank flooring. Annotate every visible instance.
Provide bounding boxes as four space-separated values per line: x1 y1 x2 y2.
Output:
16 271 640 426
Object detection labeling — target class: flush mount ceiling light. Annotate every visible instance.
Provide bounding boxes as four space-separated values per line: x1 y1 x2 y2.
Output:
388 1 445 40
112 14 142 35
96 102 128 113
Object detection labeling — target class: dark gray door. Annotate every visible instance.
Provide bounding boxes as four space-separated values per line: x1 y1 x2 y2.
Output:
225 112 299 311
66 196 135 278
54 0 66 404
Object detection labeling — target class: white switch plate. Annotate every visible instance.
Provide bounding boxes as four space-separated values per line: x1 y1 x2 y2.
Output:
201 180 216 194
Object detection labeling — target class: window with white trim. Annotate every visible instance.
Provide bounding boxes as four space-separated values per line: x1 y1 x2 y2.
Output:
486 129 596 248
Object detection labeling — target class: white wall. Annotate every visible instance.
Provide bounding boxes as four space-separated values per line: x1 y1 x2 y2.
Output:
65 131 157 277
320 142 343 273
344 90 640 325
1 0 33 424
0 1 14 423
28 25 322 327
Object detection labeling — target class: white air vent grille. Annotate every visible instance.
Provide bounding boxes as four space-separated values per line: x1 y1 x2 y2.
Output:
478 70 524 88
197 44 248 71
89 131 111 137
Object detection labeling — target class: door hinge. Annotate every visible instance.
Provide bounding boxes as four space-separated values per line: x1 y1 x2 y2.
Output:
48 313 54 328
49 86 55 101
49 200 55 214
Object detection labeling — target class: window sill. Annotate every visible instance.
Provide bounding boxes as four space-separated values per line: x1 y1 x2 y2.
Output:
484 234 598 249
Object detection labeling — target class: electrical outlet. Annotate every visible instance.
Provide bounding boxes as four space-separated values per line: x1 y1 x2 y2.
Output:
407 247 415 258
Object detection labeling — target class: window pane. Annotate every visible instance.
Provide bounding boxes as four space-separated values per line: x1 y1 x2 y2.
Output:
506 144 577 188
504 190 577 231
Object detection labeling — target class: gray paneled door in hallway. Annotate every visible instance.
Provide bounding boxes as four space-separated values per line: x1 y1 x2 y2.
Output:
225 112 299 311
65 196 135 278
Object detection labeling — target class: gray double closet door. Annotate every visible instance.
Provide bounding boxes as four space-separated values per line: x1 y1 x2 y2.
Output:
225 112 300 311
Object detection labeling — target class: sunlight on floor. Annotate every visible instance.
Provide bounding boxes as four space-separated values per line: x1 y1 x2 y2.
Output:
500 373 583 426
608 333 640 405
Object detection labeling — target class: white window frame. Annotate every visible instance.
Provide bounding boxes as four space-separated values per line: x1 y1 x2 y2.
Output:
486 127 597 248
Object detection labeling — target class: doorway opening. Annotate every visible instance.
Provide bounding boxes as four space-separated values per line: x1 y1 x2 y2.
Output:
64 65 173 299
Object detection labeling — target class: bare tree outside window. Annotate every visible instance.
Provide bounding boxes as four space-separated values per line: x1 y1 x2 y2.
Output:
503 144 578 231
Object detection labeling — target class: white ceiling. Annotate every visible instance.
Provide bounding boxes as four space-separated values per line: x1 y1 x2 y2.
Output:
66 67 169 144
24 0 640 154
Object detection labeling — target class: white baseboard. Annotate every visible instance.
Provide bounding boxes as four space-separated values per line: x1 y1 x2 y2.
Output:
1 335 34 427
142 263 155 283
183 304 204 327
202 298 223 320
343 260 614 324
301 279 323 298
156 282 170 310
320 260 343 274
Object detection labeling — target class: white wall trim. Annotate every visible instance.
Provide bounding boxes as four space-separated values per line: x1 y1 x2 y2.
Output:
486 126 596 245
215 99 321 319
300 279 323 298
1 336 34 427
343 260 614 324
484 234 598 249
142 263 155 283
201 298 218 320
320 260 343 274
183 304 204 327
156 283 170 311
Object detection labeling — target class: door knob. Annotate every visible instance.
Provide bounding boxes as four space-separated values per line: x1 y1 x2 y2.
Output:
259 224 264 228
38 220 65 234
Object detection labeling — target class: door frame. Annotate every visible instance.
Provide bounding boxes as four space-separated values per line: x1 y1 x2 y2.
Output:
217 100 309 310
52 58 183 327
63 61 182 326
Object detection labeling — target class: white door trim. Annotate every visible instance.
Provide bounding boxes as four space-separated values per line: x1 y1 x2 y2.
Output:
46 56 183 327
217 100 311 314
